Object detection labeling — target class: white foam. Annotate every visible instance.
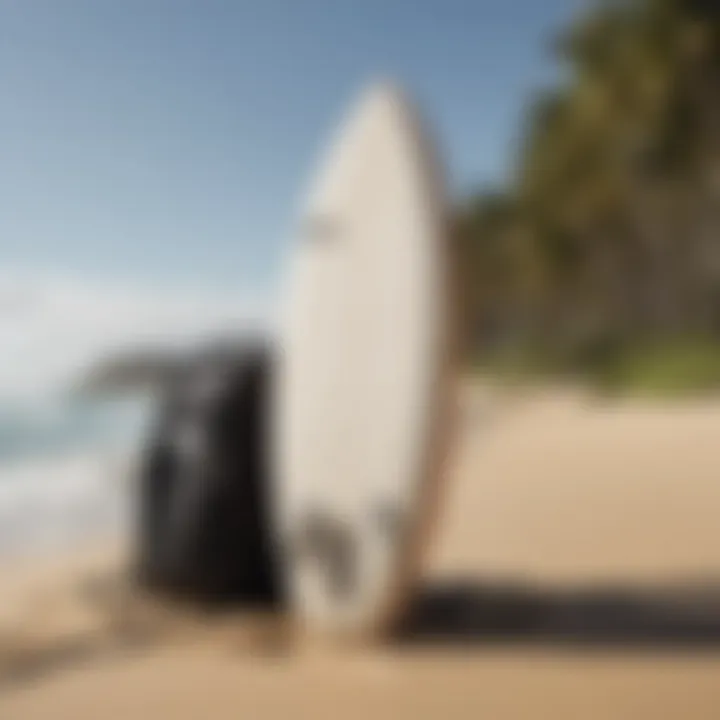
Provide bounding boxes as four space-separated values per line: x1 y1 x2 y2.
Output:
0 265 273 402
0 447 139 562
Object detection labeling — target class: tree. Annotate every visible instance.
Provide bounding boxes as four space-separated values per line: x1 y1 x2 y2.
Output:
458 0 720 367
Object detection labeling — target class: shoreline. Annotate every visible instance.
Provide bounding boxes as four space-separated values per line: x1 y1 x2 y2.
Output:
3 381 720 717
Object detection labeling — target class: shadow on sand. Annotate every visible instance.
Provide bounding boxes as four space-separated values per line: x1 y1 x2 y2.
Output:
6 575 720 694
396 578 720 650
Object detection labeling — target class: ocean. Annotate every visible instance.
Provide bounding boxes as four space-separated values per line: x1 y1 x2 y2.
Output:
0 395 155 561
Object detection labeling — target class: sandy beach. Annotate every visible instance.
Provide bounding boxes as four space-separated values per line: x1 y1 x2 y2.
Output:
2 380 720 719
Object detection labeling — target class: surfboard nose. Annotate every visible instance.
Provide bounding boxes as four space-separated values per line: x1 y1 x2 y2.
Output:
355 79 407 113
348 79 415 138
302 79 417 217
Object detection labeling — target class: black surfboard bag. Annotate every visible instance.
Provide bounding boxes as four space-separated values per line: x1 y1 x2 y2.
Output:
134 343 280 607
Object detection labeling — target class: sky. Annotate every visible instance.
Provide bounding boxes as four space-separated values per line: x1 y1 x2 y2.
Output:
0 0 589 396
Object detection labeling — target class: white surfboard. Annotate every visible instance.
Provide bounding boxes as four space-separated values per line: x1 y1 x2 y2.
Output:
275 82 453 638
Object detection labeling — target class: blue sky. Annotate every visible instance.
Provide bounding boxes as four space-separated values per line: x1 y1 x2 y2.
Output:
1 0 589 290
0 0 589 395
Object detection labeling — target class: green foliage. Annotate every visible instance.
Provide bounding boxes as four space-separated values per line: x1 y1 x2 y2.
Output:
457 0 720 394
473 338 720 396
595 339 720 394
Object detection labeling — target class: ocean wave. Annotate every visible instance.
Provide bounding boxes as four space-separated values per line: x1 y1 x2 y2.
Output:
0 395 153 464
0 447 141 561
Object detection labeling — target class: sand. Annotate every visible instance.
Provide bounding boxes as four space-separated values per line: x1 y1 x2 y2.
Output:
2 380 720 719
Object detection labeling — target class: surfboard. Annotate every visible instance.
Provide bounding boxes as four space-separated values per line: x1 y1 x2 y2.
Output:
275 82 454 639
